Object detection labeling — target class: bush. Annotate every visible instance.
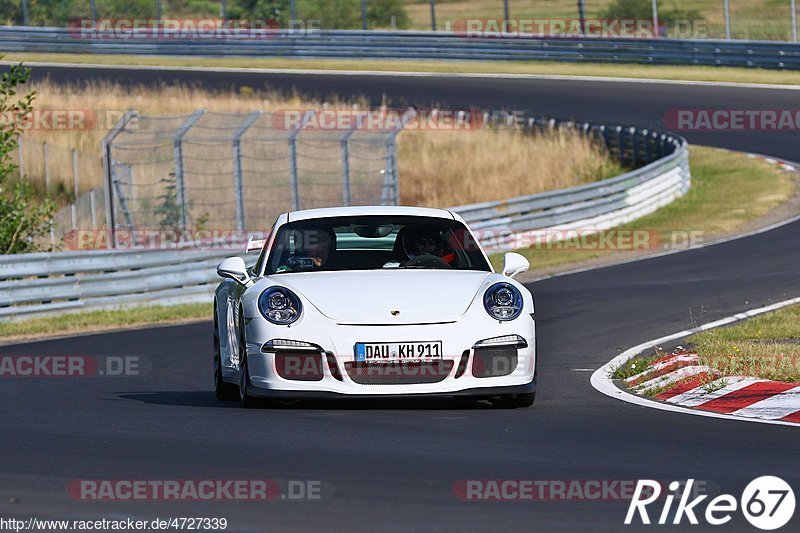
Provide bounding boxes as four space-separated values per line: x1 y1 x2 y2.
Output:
0 58 56 254
297 0 409 29
601 0 704 37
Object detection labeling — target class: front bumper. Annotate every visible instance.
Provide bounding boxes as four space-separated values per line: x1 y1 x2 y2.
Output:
241 317 536 397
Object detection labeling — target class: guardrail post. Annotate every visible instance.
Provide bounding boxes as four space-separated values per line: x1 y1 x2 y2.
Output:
173 109 206 230
232 111 262 231
102 110 137 248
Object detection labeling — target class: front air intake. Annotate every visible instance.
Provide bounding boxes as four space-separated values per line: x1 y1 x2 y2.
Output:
472 346 517 378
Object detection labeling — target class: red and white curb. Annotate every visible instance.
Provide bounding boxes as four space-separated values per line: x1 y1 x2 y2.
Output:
623 350 800 423
746 153 798 173
591 296 800 427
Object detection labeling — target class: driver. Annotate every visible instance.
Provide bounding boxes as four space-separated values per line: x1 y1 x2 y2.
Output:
277 228 336 272
385 226 457 267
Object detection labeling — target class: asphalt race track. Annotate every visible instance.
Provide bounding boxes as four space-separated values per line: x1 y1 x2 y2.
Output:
2 66 799 531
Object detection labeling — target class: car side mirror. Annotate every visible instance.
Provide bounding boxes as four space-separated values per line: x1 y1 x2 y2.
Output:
502 252 529 278
217 257 251 286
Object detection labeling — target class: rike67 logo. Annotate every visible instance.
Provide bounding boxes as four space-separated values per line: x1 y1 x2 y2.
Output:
626 477 795 530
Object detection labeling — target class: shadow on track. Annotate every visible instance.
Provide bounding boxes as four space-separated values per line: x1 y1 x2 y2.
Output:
118 391 497 410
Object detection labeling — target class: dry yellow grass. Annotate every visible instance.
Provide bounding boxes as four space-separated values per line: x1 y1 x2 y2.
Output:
398 127 623 207
19 80 623 214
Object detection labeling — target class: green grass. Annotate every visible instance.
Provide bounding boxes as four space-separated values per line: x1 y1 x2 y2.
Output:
0 303 210 341
611 352 662 379
7 53 800 87
688 304 800 382
489 145 795 273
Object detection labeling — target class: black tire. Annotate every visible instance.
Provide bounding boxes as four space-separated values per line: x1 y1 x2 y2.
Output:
214 303 238 401
494 392 536 409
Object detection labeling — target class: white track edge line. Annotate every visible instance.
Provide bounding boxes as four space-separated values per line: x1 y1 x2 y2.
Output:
590 296 800 428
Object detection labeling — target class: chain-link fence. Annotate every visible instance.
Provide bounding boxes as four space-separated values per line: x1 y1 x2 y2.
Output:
103 110 400 237
5 1 800 41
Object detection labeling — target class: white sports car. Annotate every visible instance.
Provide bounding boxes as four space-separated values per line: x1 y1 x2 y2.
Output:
213 206 537 408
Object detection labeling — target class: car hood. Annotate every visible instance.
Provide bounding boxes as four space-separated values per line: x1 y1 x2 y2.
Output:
276 270 493 325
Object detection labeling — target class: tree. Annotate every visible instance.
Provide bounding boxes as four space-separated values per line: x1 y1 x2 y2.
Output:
0 57 55 254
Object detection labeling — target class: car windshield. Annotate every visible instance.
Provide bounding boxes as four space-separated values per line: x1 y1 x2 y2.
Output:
265 215 491 274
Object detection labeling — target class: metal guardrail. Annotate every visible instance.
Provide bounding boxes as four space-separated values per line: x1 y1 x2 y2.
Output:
454 117 689 244
3 26 800 69
0 116 688 321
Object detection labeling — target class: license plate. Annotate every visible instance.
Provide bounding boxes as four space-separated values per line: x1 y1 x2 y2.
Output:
355 341 443 362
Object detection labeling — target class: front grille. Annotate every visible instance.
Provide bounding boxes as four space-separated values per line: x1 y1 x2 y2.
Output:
274 351 324 381
472 346 517 378
344 360 454 385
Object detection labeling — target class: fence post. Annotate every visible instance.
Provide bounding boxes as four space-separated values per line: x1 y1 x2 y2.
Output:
361 0 367 30
72 148 80 198
503 0 510 26
70 203 77 230
173 109 206 230
89 189 97 230
430 0 436 31
288 136 301 211
287 110 316 211
577 0 586 35
724 0 731 39
90 0 97 21
291 0 297 23
792 0 798 42
651 0 659 37
17 137 23 180
43 142 50 192
22 0 30 25
381 129 401 206
102 110 138 248
232 111 262 232
341 125 358 206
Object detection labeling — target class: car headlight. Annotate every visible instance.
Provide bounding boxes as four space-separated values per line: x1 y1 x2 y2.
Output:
483 282 523 321
259 286 302 325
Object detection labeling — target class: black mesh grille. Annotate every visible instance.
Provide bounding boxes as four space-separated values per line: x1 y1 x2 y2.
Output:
344 360 454 385
472 346 517 378
275 352 324 381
